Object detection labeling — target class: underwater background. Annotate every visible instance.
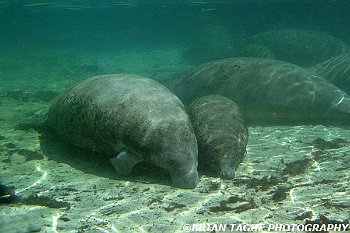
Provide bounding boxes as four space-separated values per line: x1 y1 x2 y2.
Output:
1 0 350 232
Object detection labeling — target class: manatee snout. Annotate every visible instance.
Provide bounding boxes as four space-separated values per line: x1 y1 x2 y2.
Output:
164 150 199 189
218 164 235 179
217 154 245 179
171 166 199 189
207 155 236 179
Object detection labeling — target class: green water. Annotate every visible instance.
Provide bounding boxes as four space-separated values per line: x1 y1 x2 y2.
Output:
1 1 350 232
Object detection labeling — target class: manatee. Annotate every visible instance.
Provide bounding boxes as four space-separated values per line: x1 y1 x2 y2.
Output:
188 95 248 179
166 57 350 124
47 74 199 188
246 29 347 66
311 54 350 95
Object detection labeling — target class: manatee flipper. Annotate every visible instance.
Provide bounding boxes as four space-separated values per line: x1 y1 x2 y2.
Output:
110 151 143 176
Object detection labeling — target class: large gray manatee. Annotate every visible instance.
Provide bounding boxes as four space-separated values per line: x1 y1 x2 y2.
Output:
47 74 199 188
166 57 350 124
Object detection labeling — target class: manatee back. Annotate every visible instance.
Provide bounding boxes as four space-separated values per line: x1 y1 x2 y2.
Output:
47 74 189 156
167 57 350 123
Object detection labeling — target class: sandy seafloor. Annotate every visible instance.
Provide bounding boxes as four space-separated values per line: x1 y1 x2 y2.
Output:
0 47 349 233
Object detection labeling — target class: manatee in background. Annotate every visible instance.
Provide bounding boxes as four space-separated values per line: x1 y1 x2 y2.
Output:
311 54 350 95
47 74 199 188
166 57 350 124
188 95 248 179
244 28 348 66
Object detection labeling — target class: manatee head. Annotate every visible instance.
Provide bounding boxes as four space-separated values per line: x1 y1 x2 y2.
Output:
327 95 350 122
165 151 199 188
207 154 236 179
217 160 236 179
317 82 350 124
154 118 199 189
205 146 246 180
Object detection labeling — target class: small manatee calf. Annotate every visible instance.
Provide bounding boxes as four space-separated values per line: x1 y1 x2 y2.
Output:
47 74 199 188
188 95 248 179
